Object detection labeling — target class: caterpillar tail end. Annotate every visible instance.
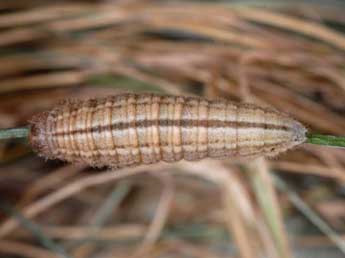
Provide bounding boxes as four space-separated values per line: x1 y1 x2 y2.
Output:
291 120 308 145
29 112 54 160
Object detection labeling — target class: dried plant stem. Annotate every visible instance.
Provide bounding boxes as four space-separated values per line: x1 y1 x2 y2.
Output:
0 164 166 238
248 158 291 258
0 202 70 258
307 133 345 148
273 175 345 255
0 240 59 258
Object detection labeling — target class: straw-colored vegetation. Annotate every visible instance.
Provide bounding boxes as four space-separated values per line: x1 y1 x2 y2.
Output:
0 1 345 258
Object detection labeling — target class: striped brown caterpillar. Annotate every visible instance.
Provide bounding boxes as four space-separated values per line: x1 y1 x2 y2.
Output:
29 93 307 168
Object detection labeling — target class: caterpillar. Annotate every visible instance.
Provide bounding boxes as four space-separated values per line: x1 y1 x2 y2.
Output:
29 93 307 168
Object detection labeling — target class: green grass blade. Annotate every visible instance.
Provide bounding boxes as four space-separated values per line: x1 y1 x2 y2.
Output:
0 127 29 140
306 133 345 148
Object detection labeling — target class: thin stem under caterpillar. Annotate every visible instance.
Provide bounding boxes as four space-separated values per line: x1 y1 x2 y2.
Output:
306 133 345 148
27 93 307 168
0 121 342 159
0 127 29 140
2 128 344 149
0 93 343 169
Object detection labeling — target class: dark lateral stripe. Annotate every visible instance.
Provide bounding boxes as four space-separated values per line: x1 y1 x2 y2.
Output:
52 119 289 137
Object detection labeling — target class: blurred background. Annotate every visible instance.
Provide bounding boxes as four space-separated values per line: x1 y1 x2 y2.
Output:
0 1 345 257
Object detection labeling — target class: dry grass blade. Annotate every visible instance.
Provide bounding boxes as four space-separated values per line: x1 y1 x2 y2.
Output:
19 164 86 207
13 224 146 241
0 164 168 238
132 174 174 257
247 158 291 258
177 160 268 258
0 202 70 258
71 181 132 258
0 240 59 258
274 175 345 255
234 6 345 51
271 161 345 182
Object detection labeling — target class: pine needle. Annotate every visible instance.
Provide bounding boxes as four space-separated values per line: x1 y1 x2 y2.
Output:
306 133 345 148
0 127 29 140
